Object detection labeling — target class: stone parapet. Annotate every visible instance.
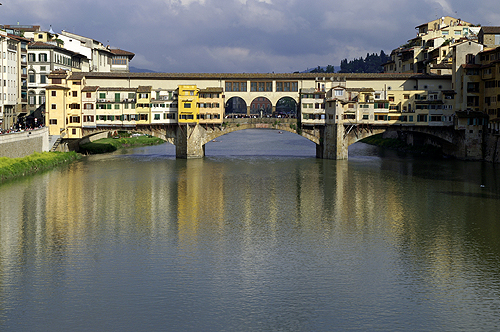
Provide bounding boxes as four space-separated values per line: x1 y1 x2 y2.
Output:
0 127 49 158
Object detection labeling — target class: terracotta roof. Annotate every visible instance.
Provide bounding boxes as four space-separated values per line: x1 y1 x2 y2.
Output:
97 87 137 92
3 25 40 32
7 34 31 42
346 88 375 92
109 49 135 59
82 86 99 92
481 26 500 34
48 69 68 78
45 85 70 90
461 64 482 69
199 87 223 93
137 86 152 93
29 41 56 48
431 63 452 69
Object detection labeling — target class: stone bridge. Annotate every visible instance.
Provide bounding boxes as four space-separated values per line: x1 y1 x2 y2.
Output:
78 119 473 160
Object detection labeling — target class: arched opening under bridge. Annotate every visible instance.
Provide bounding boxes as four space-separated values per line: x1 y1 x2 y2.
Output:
204 128 316 157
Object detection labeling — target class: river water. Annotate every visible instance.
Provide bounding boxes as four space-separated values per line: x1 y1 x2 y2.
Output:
1 129 500 331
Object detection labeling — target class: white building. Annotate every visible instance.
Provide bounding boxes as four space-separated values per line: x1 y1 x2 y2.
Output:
27 41 86 114
0 31 20 130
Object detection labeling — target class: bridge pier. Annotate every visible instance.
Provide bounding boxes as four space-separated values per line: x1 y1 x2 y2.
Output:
316 123 348 160
176 124 205 159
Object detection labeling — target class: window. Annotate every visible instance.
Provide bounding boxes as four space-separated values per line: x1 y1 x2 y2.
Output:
51 91 57 97
28 53 35 62
417 114 427 122
72 91 77 97
49 119 57 125
52 78 62 84
86 92 92 98
154 114 160 120
115 104 120 109
38 53 47 62
184 103 191 108
226 81 247 92
29 72 35 83
112 56 127 65
84 103 93 109
251 81 272 92
40 75 46 84
99 93 106 99
334 90 343 96
276 81 297 92
51 104 57 109
70 116 80 123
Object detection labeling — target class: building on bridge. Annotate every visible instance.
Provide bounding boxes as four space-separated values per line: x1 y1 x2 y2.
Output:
325 75 455 127
44 71 459 145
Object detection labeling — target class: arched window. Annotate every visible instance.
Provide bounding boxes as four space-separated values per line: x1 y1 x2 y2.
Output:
39 91 46 105
28 70 36 83
28 90 36 105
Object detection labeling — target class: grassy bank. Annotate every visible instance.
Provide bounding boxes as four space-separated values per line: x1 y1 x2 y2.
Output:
0 151 81 183
361 134 443 157
79 135 165 154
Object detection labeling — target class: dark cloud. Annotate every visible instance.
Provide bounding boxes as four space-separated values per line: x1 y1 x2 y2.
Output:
2 0 499 73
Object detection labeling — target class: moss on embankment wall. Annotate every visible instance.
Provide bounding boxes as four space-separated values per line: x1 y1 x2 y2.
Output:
0 151 80 183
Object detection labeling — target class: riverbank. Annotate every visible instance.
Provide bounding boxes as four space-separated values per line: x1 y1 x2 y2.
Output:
0 151 81 183
361 134 444 157
79 135 165 154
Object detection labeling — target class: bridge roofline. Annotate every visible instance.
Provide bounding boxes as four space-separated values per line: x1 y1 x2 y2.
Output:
68 72 450 81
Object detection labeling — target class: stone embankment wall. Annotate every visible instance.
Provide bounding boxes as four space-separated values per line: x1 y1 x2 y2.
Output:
484 134 500 163
0 128 50 158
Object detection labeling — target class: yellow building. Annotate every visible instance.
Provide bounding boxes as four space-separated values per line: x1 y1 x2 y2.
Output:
46 70 71 137
198 88 223 124
478 46 500 129
136 86 151 124
178 85 199 124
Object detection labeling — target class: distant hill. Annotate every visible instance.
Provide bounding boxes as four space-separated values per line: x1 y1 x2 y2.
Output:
129 66 156 73
338 51 390 73
299 65 339 74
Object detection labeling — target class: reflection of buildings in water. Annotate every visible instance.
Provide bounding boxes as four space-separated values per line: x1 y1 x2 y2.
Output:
176 159 226 246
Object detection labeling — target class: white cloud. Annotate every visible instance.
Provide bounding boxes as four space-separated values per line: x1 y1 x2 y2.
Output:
3 0 500 73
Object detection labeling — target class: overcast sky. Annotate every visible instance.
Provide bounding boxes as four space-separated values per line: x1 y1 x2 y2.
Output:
1 0 499 73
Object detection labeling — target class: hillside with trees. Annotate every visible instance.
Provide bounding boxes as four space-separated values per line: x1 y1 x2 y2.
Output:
338 51 390 73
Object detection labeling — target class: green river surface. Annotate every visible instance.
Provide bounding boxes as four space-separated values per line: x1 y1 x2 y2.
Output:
1 129 500 331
